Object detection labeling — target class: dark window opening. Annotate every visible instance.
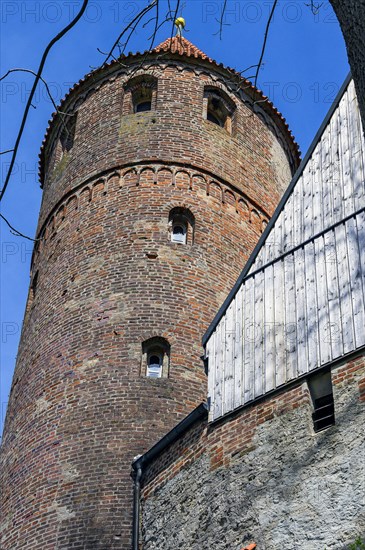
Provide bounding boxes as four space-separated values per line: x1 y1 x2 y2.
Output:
147 354 162 378
27 270 39 312
207 111 222 126
308 371 335 432
204 87 235 133
60 113 77 153
135 100 152 113
207 96 227 127
171 223 187 244
31 271 39 297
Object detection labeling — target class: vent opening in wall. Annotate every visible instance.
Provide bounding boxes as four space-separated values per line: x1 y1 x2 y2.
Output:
26 270 39 313
135 100 152 113
204 87 235 133
308 371 335 432
142 337 170 378
168 207 195 245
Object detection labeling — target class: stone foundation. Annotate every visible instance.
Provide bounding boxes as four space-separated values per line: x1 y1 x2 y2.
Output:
141 355 365 550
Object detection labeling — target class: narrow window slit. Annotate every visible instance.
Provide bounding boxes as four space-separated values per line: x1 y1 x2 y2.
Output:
142 337 170 379
168 207 195 245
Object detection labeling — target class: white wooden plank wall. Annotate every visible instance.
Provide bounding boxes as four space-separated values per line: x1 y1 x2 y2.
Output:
251 79 365 272
207 209 365 421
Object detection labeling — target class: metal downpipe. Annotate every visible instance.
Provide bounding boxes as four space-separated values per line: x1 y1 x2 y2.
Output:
132 465 142 550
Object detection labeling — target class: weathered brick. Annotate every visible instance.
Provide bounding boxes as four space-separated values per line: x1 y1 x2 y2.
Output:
0 39 298 549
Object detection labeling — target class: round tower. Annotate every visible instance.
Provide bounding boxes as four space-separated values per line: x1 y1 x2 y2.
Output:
0 37 299 549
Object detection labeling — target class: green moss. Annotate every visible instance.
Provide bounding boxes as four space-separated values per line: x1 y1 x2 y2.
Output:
51 152 69 181
348 537 365 550
119 113 154 136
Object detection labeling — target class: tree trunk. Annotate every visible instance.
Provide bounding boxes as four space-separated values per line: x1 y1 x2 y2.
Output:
330 0 365 131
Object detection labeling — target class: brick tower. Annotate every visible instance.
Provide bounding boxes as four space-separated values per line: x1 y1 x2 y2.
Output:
0 37 299 549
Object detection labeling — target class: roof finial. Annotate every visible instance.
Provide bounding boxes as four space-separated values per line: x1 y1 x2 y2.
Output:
174 17 186 37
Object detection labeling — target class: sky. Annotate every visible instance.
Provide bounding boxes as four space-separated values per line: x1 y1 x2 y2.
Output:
0 0 350 437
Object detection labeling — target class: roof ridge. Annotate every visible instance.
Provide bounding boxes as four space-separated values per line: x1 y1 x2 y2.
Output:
153 36 212 62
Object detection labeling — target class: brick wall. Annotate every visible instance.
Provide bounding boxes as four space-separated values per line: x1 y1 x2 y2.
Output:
141 354 365 549
0 52 297 549
38 58 297 232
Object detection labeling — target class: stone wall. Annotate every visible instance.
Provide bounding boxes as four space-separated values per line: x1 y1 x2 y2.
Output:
141 354 365 549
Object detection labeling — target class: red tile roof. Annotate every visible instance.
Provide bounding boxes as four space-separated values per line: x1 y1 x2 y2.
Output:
153 36 213 62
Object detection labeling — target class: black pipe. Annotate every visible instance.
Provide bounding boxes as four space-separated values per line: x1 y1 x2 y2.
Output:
132 465 142 550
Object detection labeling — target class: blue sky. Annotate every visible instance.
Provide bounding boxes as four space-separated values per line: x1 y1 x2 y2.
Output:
0 0 349 436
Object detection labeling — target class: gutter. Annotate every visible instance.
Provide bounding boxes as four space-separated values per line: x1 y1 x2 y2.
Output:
131 402 208 550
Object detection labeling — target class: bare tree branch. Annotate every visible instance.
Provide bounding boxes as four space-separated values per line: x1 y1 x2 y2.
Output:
217 0 228 40
305 1 323 15
0 68 73 115
215 0 277 97
148 0 160 51
254 0 279 87
0 0 89 203
101 1 157 65
169 0 181 40
0 213 39 241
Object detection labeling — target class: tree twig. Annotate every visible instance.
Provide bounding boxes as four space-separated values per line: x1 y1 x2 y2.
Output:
0 213 39 241
0 68 73 115
254 0 278 87
0 0 89 203
101 2 156 65
217 0 228 40
305 1 323 15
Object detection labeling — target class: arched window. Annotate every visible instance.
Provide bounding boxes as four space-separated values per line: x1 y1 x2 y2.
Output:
123 75 157 115
147 353 163 378
171 222 187 244
203 87 235 133
142 337 170 378
168 207 195 245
